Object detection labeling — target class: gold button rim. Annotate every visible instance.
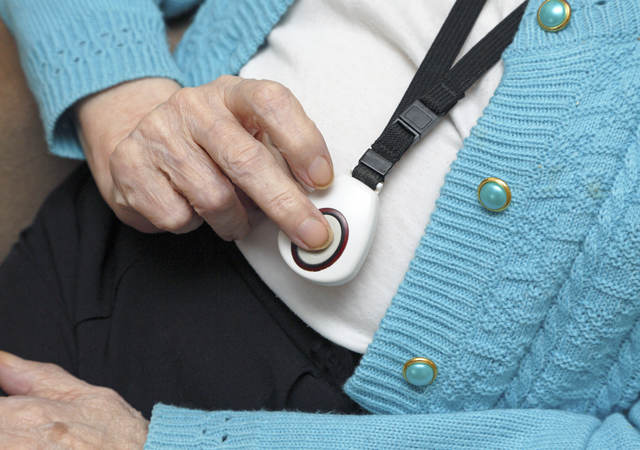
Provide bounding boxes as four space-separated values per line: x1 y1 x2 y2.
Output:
477 176 511 212
402 357 438 385
537 0 572 32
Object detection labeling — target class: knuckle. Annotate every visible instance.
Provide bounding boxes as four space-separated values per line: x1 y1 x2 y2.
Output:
154 208 195 232
251 81 292 115
198 186 236 215
110 139 140 176
109 140 128 168
215 230 237 242
41 362 65 376
113 189 130 209
109 141 151 201
205 75 232 100
216 74 237 84
170 86 199 108
137 109 172 142
58 387 87 402
121 192 140 212
224 142 265 179
265 189 299 216
205 117 236 141
211 74 238 93
83 388 121 413
284 127 312 153
95 386 121 402
155 142 188 174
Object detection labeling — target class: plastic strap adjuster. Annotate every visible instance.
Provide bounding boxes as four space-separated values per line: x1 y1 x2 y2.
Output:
358 149 393 178
394 100 440 143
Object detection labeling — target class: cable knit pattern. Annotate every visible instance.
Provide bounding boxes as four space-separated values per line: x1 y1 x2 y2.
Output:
3 0 640 447
345 0 640 417
498 125 640 416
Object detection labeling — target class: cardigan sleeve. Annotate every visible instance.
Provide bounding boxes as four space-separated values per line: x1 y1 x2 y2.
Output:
144 400 640 449
0 0 196 159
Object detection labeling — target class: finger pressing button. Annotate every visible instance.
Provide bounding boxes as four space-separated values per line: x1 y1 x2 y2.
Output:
292 208 348 271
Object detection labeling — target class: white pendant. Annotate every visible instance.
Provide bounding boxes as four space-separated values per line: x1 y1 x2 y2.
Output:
277 175 379 286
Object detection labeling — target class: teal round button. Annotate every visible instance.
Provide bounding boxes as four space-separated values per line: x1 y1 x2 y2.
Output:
537 0 571 32
403 358 437 387
478 177 511 212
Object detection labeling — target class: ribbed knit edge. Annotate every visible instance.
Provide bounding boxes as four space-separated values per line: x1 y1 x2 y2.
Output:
2 1 184 159
510 0 640 51
174 0 294 87
145 403 602 449
343 0 640 415
145 404 259 449
495 122 640 417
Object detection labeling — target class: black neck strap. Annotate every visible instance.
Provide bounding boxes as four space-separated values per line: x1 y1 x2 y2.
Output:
352 0 528 191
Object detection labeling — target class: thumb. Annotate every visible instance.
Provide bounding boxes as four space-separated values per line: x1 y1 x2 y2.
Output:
0 351 88 398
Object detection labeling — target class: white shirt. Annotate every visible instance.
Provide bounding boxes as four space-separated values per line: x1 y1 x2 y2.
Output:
237 0 522 353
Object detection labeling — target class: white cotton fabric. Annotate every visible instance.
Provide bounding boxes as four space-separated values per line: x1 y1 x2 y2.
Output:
237 0 523 354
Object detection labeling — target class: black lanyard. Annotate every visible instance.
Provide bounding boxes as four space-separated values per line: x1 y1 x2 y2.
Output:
352 0 528 191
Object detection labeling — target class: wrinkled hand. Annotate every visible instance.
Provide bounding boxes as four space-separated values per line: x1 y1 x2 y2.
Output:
0 351 148 449
76 76 334 250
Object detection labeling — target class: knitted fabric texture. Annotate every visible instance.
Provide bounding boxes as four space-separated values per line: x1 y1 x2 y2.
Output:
2 0 640 448
0 0 189 159
345 0 640 417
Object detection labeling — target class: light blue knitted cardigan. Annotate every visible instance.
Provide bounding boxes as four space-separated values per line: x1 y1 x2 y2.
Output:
2 0 640 448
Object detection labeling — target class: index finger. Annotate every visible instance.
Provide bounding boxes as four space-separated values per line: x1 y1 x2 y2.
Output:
187 105 332 251
220 76 334 191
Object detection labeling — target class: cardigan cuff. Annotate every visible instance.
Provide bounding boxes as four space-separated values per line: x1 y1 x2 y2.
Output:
144 403 605 449
174 0 294 87
3 1 184 159
145 404 260 448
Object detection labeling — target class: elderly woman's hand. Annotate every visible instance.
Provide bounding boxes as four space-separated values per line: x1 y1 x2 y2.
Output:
76 76 334 250
0 351 148 448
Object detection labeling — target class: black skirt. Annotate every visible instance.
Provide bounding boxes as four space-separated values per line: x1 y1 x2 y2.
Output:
0 165 365 418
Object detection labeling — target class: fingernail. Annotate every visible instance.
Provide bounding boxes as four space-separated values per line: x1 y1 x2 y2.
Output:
297 217 333 250
308 156 333 189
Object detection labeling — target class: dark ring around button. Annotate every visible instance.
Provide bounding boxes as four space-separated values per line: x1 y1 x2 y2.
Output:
291 208 349 272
